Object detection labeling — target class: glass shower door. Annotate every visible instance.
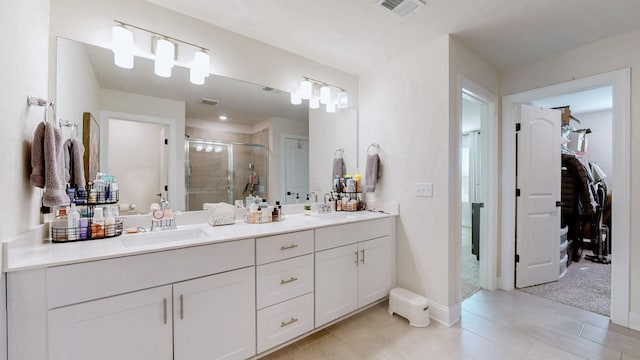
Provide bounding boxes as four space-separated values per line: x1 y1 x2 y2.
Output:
186 142 232 211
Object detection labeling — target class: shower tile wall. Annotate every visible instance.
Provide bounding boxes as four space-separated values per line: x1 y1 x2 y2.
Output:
188 146 229 210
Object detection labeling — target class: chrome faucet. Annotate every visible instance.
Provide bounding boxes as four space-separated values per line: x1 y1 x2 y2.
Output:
319 193 333 213
151 198 177 231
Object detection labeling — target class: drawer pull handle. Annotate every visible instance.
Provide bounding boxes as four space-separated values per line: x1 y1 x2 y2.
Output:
280 277 298 285
354 251 359 264
163 298 168 324
280 244 298 250
360 249 366 264
179 294 184 320
281 317 299 327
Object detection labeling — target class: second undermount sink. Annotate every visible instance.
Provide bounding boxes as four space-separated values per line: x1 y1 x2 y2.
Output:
316 211 375 221
120 226 211 248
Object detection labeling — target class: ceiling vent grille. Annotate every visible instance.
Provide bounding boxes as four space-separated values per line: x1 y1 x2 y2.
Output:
376 0 425 18
200 98 219 106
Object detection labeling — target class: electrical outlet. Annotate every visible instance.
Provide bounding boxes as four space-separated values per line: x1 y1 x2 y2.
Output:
415 183 433 197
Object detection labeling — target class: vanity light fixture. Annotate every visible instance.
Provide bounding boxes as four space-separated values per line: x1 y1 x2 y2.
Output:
111 20 211 85
309 97 320 109
154 38 175 78
112 25 134 69
218 115 228 121
291 77 348 112
205 144 214 152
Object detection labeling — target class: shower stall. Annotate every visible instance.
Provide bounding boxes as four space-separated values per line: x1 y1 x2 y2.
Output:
186 139 269 211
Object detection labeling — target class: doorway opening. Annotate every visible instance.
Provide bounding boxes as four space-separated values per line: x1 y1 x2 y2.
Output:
282 135 309 205
501 69 630 327
460 91 487 300
515 87 613 316
457 77 499 307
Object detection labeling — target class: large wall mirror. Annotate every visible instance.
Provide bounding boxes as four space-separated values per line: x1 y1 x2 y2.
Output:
56 36 357 213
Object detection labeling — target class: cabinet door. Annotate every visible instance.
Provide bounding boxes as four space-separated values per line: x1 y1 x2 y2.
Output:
315 244 358 327
358 236 393 307
48 285 173 360
173 266 256 360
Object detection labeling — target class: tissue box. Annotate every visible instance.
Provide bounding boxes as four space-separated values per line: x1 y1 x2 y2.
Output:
204 203 236 226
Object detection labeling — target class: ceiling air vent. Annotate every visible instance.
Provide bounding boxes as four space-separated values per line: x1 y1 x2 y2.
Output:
376 0 425 18
200 98 219 106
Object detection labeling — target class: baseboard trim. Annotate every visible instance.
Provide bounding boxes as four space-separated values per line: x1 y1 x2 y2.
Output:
628 311 640 331
428 299 461 326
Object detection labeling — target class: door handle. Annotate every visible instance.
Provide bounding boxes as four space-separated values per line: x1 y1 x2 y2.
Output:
163 298 167 324
360 249 365 264
556 201 563 207
354 251 359 265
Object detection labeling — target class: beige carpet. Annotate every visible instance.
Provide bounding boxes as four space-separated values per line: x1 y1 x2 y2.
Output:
519 251 611 316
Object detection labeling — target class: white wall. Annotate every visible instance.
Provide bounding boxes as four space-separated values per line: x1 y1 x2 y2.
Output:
359 35 453 323
502 29 640 327
0 0 50 358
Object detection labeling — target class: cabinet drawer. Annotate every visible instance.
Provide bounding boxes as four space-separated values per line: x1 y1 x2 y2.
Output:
47 239 254 309
315 217 395 251
257 254 313 309
257 293 314 353
256 230 314 265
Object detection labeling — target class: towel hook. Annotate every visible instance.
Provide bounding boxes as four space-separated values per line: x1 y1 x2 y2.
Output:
334 148 344 159
367 143 380 155
27 95 56 124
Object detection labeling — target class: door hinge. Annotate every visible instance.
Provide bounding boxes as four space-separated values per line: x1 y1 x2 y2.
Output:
515 189 521 197
515 254 520 263
515 123 521 132
164 138 168 145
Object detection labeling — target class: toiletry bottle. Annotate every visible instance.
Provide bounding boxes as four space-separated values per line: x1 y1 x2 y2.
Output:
104 207 116 237
353 169 362 193
91 207 105 239
304 194 312 216
277 201 283 221
336 195 342 211
53 208 68 241
67 204 80 240
272 204 279 222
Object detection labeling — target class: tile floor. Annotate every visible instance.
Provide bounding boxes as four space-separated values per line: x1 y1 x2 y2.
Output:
262 290 640 359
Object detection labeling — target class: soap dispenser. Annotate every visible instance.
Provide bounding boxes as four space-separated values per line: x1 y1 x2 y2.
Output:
304 194 311 216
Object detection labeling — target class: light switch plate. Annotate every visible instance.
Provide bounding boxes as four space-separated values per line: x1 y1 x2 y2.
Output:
415 183 433 197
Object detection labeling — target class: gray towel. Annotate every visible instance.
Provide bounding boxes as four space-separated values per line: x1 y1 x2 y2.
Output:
70 138 86 188
42 123 70 207
365 154 381 192
30 122 45 188
63 138 72 184
333 158 345 179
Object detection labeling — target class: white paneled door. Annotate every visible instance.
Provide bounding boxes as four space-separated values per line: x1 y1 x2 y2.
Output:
515 104 561 288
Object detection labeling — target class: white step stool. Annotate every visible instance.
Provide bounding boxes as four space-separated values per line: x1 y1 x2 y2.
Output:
388 287 430 327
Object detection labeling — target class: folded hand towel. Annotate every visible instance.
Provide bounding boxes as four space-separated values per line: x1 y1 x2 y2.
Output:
365 154 381 192
42 123 70 207
333 158 345 179
70 138 86 188
30 122 46 188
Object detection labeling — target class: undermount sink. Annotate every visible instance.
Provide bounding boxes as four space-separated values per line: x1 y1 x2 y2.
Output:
120 226 211 248
316 211 375 220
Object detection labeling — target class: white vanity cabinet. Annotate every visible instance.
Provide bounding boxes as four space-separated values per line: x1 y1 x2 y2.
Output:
49 285 173 360
255 230 315 353
15 238 256 360
315 217 396 327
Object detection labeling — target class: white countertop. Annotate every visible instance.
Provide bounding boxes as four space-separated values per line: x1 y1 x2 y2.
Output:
4 210 396 272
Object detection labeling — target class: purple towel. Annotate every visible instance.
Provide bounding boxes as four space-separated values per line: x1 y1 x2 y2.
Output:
63 138 72 184
365 154 381 192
